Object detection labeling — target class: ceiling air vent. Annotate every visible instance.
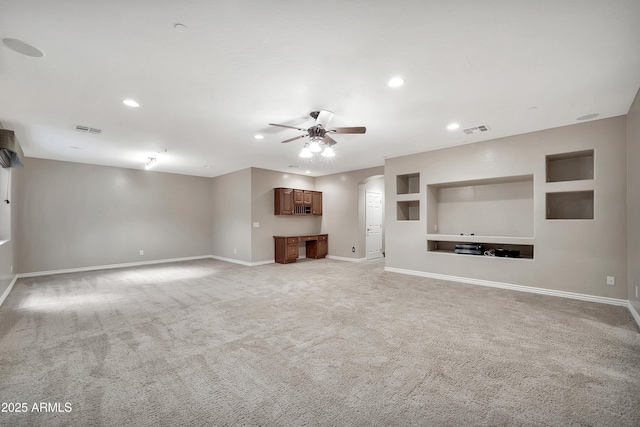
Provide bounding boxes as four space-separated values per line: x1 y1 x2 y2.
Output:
75 125 102 134
462 124 490 135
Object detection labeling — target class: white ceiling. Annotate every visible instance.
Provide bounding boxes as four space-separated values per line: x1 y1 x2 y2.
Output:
1 1 639 178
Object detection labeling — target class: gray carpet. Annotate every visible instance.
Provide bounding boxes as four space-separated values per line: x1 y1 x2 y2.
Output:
0 258 639 426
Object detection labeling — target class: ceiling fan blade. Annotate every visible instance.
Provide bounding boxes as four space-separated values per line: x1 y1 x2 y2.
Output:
315 110 335 127
269 123 308 132
323 134 338 146
281 134 307 143
328 126 366 134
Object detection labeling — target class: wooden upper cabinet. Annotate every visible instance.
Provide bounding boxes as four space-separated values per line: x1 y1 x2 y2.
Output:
312 191 322 215
303 190 313 205
274 187 294 215
275 188 322 216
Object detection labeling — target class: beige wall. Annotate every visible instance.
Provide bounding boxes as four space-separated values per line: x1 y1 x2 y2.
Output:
250 168 319 263
0 240 13 300
628 89 640 314
14 158 213 273
385 117 628 299
211 168 252 263
316 166 385 259
0 167 14 298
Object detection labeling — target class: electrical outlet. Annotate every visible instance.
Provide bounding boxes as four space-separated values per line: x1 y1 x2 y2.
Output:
352 247 355 253
139 250 144 256
10 265 12 273
606 276 615 286
434 224 438 231
234 248 237 254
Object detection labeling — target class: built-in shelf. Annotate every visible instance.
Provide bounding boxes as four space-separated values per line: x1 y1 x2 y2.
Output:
546 149 594 182
426 234 534 245
427 239 534 260
397 200 420 221
397 173 420 195
546 190 594 220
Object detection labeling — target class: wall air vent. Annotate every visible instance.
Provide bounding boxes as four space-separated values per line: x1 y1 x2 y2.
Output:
75 125 102 134
462 124 490 135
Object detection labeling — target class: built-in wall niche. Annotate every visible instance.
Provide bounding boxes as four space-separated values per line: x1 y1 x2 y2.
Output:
427 240 534 260
546 149 594 182
397 200 420 221
546 190 594 220
426 175 534 237
397 173 420 195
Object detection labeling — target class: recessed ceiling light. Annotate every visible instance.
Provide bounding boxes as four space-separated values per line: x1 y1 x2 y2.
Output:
576 113 599 121
254 134 264 140
447 123 460 131
123 99 140 108
2 38 44 57
305 170 311 174
388 77 404 88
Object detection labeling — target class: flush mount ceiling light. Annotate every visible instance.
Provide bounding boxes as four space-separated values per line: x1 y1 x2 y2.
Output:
2 38 44 57
254 134 264 140
388 77 404 88
447 123 460 131
123 99 140 108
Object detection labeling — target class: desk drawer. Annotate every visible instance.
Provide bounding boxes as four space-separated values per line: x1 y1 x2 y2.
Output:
318 234 328 241
287 237 299 244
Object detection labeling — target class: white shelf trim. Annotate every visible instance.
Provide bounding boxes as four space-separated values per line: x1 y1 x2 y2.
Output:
427 234 534 245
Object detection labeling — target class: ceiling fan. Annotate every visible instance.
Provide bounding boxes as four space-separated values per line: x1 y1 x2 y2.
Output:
269 110 366 158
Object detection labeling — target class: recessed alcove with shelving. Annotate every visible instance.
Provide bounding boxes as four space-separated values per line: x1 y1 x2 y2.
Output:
425 175 535 260
397 200 420 221
546 190 594 220
426 175 534 237
427 238 534 259
546 149 594 182
397 173 420 195
544 149 595 220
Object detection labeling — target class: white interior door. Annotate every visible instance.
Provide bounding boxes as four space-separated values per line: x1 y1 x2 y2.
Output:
366 190 383 259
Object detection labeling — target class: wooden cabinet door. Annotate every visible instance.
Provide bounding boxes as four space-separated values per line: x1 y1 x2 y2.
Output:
317 234 328 257
287 244 299 261
312 191 323 215
286 236 299 262
275 188 294 215
303 190 313 205
293 189 305 205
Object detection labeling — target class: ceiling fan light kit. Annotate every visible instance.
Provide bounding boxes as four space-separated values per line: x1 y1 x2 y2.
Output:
270 110 366 160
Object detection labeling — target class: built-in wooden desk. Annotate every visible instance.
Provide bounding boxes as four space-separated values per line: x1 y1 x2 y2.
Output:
273 234 328 264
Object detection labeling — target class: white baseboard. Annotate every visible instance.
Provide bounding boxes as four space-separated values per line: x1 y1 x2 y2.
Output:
16 255 213 279
0 275 18 308
326 255 367 262
210 255 274 267
384 267 629 307
629 302 640 330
